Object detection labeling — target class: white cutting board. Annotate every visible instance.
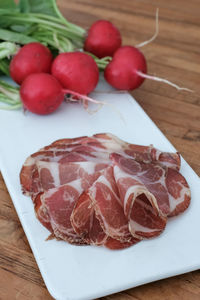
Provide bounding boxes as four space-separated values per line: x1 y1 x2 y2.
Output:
0 78 200 300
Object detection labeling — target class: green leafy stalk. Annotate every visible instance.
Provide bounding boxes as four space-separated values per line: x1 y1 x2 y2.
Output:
0 41 19 59
0 41 20 75
0 0 86 53
0 80 22 110
0 59 10 76
0 28 37 44
0 0 110 76
84 53 112 70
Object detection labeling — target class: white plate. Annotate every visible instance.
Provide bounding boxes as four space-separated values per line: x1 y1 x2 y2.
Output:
0 78 200 300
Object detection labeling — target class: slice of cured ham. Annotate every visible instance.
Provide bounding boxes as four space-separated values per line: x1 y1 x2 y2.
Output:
166 168 191 216
33 161 108 195
111 153 190 218
71 191 108 245
35 179 86 244
20 150 110 196
105 236 139 250
88 166 134 242
20 133 180 196
71 166 133 243
112 165 167 239
20 133 191 250
34 166 104 244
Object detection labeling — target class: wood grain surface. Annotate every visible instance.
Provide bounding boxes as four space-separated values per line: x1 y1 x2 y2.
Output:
0 0 200 299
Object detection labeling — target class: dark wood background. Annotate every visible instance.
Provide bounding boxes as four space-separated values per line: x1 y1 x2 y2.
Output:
0 0 200 299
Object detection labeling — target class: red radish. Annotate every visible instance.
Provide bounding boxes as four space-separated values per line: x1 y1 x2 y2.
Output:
20 73 64 115
104 45 192 92
19 72 104 115
10 42 53 85
104 46 147 90
51 52 99 95
84 20 122 58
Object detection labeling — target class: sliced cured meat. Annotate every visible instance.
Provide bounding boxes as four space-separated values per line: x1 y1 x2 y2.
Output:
88 166 133 242
38 180 86 244
111 153 190 217
44 133 180 171
111 154 167 239
34 161 108 194
86 212 108 245
20 150 110 196
34 192 53 232
71 191 108 245
20 133 191 250
72 166 133 243
105 236 139 250
20 134 123 196
111 153 170 216
20 133 180 196
166 168 191 217
125 144 180 171
35 169 103 244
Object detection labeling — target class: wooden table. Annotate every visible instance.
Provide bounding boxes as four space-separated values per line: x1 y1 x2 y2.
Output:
0 0 200 299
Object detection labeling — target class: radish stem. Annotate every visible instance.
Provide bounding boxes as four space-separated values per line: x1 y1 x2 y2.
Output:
135 8 159 48
137 70 193 92
63 89 125 123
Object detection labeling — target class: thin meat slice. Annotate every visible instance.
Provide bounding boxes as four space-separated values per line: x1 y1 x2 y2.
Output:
48 133 180 171
111 153 170 216
88 166 133 242
21 147 115 197
125 144 180 171
20 133 191 250
34 161 108 195
71 188 137 248
71 165 134 245
20 134 120 196
105 236 139 250
87 212 108 245
34 192 53 233
35 179 86 244
111 153 190 217
35 169 103 244
20 133 180 196
71 192 107 245
111 154 167 239
72 166 133 243
166 168 191 217
46 133 122 150
20 150 110 196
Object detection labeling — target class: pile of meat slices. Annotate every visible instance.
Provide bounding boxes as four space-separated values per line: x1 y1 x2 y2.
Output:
20 133 191 250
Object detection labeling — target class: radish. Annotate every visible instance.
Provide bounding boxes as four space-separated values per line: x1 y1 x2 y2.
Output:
84 20 122 58
10 42 53 85
20 73 64 115
104 45 192 92
19 72 104 115
104 46 147 90
51 52 99 95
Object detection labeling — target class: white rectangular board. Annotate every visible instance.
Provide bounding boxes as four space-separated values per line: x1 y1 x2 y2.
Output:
0 78 200 300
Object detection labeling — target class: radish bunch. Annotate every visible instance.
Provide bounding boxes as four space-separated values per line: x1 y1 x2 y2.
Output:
7 16 189 115
83 19 189 92
83 19 149 90
10 43 100 115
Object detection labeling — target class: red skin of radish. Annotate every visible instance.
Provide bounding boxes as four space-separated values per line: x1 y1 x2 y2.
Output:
10 42 53 85
20 73 64 115
84 20 122 58
51 52 99 95
104 46 147 90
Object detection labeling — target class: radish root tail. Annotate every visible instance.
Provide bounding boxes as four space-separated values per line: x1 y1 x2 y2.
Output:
137 70 193 92
63 89 126 123
135 8 159 48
